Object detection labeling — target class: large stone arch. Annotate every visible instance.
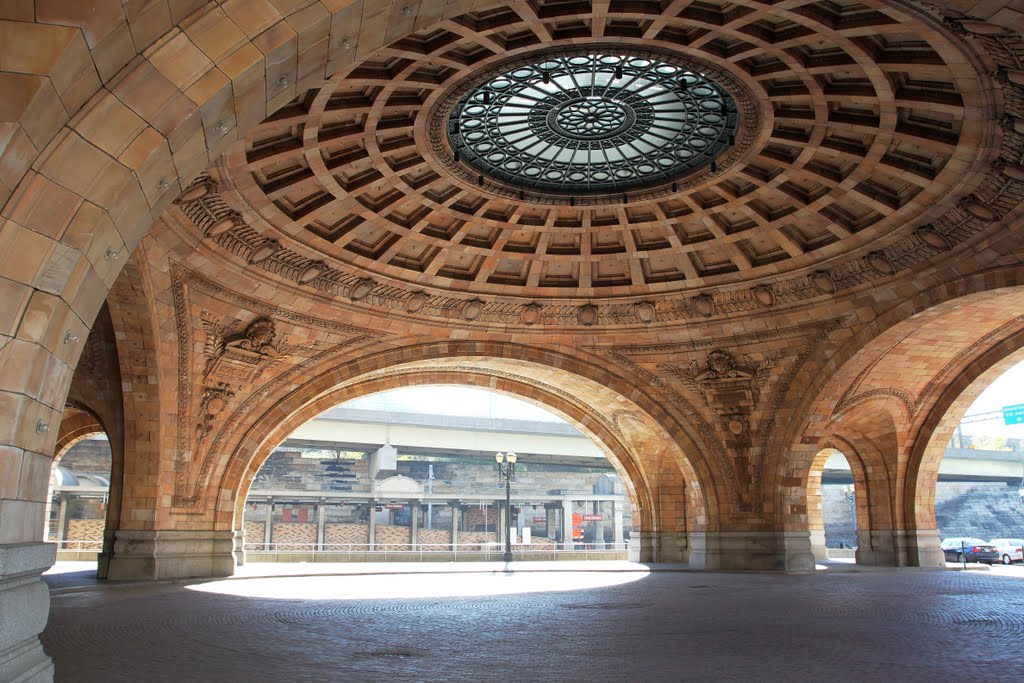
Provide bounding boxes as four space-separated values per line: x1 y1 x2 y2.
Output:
209 343 723 566
904 332 1024 534
775 277 1024 566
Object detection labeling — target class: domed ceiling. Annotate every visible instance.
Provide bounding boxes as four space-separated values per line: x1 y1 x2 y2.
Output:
190 0 1004 327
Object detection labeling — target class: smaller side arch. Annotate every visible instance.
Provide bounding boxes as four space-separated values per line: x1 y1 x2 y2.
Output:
54 404 106 463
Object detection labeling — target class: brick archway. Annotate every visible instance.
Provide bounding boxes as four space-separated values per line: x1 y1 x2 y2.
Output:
807 401 906 566
53 404 105 462
213 346 719 565
904 332 1024 533
777 280 1024 566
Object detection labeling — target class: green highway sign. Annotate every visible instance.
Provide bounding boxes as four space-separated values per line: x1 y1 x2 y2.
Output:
1002 404 1024 425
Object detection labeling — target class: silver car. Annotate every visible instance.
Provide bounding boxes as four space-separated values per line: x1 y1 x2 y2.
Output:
989 538 1024 564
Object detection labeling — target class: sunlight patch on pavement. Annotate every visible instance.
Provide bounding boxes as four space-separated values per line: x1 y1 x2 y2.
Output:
186 569 648 599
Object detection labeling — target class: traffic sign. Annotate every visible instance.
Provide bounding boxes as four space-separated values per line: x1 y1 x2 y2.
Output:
1001 403 1024 425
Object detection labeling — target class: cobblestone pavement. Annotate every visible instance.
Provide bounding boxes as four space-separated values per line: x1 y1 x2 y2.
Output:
41 565 1024 682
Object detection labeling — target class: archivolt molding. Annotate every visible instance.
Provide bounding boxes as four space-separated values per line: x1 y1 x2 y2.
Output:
55 406 105 462
212 342 727 526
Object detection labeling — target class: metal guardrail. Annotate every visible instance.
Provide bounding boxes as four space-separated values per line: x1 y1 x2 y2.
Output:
244 541 628 561
51 540 103 551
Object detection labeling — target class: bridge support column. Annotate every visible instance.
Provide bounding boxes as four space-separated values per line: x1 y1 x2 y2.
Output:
612 500 624 550
561 500 573 550
410 501 418 548
316 499 326 552
367 499 376 551
449 502 460 550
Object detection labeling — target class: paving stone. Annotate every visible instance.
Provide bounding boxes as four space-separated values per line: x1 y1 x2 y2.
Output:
41 565 1024 682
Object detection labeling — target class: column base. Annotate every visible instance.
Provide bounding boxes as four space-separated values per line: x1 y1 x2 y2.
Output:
855 529 943 567
809 529 827 562
692 531 816 571
104 530 236 580
96 528 116 580
629 531 814 570
0 542 56 682
630 531 690 563
232 530 246 567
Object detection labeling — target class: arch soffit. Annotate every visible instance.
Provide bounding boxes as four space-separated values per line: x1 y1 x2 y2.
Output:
762 272 1024 526
55 403 106 462
902 331 1024 523
772 269 1024 466
105 250 164 424
800 412 898 508
220 341 719 475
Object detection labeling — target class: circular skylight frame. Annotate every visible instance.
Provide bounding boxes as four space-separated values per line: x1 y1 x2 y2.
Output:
446 51 740 196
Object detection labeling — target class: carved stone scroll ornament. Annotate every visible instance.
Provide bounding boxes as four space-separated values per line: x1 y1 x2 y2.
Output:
671 349 779 443
679 350 775 407
671 349 779 500
204 317 283 385
195 382 235 447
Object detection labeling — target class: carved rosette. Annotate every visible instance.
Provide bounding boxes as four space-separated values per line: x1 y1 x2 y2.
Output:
577 304 599 326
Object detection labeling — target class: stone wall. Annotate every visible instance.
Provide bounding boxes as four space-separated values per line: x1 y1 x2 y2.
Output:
824 481 1024 547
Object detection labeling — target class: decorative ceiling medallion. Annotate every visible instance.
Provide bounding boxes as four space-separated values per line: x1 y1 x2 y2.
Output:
446 50 739 195
429 44 759 204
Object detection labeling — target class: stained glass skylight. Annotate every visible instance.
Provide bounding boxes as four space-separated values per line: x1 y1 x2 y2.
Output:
447 52 739 195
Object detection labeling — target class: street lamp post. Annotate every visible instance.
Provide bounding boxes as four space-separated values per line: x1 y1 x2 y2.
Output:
1018 466 1024 565
496 451 517 563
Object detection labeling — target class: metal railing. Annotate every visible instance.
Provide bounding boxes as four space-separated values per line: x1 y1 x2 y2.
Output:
244 541 628 562
51 540 103 551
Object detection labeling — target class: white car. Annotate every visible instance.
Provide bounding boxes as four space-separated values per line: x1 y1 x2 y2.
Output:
989 538 1024 565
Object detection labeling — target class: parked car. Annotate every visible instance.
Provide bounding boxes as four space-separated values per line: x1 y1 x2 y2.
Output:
940 537 1000 564
989 538 1024 565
